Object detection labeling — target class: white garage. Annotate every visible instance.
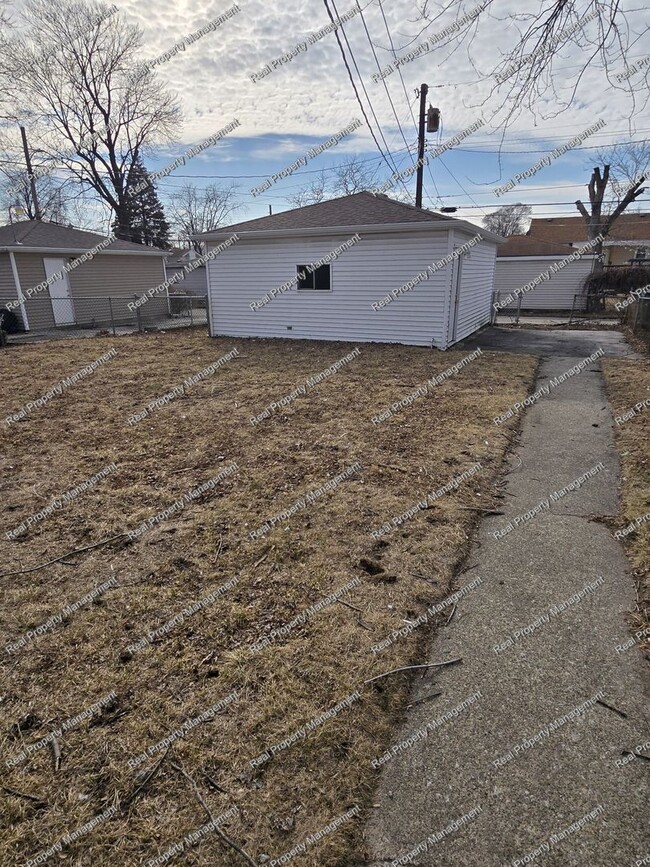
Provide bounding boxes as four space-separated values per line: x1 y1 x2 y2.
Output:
494 235 597 313
196 192 504 349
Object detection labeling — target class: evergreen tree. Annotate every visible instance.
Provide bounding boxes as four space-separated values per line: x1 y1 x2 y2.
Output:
114 157 172 248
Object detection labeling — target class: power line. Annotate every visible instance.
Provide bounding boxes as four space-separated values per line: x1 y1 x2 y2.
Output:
321 0 410 197
355 0 415 200
423 198 650 209
375 0 442 206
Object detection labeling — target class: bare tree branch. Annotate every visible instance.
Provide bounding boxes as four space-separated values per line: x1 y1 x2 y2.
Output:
168 183 241 252
0 0 182 237
483 203 532 236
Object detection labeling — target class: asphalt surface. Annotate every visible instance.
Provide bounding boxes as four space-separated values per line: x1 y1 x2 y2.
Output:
459 326 641 359
364 329 649 866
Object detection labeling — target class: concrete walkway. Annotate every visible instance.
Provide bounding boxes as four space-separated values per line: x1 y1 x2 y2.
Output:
365 330 649 866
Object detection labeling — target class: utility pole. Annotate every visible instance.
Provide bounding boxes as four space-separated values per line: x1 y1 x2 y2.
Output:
415 83 428 209
19 126 42 221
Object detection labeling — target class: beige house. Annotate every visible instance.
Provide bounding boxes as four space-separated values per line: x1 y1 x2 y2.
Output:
0 221 169 332
522 213 650 266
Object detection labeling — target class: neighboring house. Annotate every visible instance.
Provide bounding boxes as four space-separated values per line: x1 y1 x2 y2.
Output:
526 213 650 267
0 221 169 332
195 192 504 349
166 246 208 296
494 213 650 311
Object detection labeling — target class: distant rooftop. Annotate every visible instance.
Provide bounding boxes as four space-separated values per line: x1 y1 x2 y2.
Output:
498 212 650 257
0 220 168 254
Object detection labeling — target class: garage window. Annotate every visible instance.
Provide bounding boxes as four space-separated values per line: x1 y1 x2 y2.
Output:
297 264 331 291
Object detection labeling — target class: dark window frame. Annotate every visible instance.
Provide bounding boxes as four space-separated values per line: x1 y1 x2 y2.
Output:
296 263 331 291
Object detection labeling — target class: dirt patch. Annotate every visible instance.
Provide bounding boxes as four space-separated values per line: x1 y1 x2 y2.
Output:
601 354 650 658
0 332 536 866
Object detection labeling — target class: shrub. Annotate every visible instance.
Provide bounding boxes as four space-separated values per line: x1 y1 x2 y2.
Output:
582 266 650 297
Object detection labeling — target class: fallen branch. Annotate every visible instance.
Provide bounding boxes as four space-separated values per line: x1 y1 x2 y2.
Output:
364 659 462 684
411 572 437 585
170 761 258 866
336 598 363 613
0 533 127 578
204 772 228 794
125 746 171 807
211 535 224 565
1 785 46 806
407 691 442 709
376 463 409 473
457 507 505 515
50 736 61 772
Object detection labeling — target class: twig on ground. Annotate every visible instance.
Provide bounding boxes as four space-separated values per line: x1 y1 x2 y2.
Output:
204 772 228 793
1 785 46 806
445 603 457 626
125 746 171 807
0 534 127 578
50 736 61 772
252 554 267 569
411 572 437 585
407 691 443 709
596 699 627 719
364 659 462 684
211 535 224 564
170 761 258 866
336 598 363 613
457 507 505 515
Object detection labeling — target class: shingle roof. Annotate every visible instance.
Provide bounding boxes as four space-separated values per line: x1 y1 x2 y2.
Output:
0 220 168 254
497 212 650 257
195 192 451 236
497 236 580 257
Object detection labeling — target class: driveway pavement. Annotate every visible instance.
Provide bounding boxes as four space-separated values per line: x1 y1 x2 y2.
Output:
364 328 649 866
460 325 641 359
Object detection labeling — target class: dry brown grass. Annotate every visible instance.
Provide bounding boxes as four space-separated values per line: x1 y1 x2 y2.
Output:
601 354 650 656
0 331 536 866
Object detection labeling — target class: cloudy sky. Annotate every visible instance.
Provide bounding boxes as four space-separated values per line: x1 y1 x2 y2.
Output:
6 0 650 230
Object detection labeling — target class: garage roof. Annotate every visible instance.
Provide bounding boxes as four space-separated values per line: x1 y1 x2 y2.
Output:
195 191 505 244
0 221 168 255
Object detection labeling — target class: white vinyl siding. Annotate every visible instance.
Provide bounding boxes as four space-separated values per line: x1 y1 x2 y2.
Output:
207 231 461 348
452 233 496 344
494 256 596 311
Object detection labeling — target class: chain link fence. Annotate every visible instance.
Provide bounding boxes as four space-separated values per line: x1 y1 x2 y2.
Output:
1 294 208 342
491 289 650 330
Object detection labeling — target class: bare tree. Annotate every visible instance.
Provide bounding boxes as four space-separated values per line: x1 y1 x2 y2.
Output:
482 203 532 236
0 0 181 239
332 156 378 196
287 169 329 208
0 0 11 31
0 166 73 222
287 157 378 207
575 165 646 269
169 183 240 252
595 141 650 201
395 1 647 127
